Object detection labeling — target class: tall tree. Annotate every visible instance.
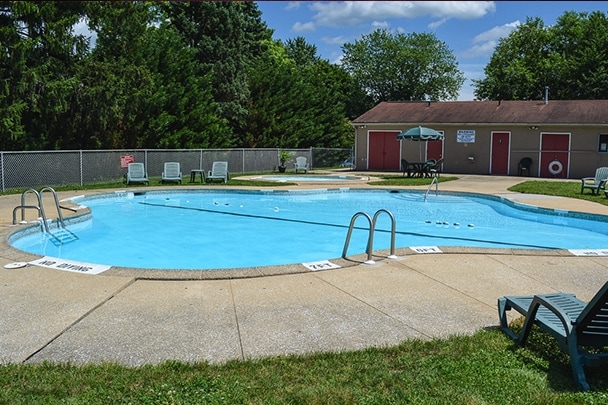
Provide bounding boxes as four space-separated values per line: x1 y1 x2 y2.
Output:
284 36 320 66
341 29 464 104
474 11 608 100
81 2 229 149
245 39 354 149
163 2 272 141
0 1 88 150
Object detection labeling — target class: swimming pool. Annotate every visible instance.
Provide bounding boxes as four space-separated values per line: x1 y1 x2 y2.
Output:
254 175 366 182
9 189 608 270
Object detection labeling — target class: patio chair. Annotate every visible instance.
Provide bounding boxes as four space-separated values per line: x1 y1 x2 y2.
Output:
401 159 413 177
581 167 608 194
126 162 149 185
294 156 309 174
428 158 444 177
517 157 533 176
206 161 229 183
422 159 437 177
498 281 608 391
161 162 182 184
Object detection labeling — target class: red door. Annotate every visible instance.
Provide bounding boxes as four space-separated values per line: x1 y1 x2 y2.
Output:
491 132 510 175
427 138 443 161
368 131 401 171
540 133 570 178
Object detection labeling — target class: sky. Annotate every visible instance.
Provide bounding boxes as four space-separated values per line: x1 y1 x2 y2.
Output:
256 1 608 101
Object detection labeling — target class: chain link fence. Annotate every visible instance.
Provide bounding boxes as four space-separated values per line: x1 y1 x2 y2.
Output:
0 148 353 193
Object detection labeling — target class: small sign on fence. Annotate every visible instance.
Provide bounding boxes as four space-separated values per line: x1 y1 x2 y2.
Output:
120 155 134 168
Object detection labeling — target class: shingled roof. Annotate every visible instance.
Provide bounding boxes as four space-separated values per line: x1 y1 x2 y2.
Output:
352 100 608 125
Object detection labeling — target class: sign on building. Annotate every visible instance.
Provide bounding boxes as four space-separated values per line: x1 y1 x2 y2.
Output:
457 130 476 143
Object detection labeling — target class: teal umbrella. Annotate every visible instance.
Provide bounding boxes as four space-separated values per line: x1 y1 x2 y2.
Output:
397 126 444 160
397 126 444 141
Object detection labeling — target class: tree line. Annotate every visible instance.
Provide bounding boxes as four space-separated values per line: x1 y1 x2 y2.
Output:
1 2 606 151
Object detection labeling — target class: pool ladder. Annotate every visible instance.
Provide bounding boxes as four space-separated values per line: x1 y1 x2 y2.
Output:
424 176 439 201
12 187 77 245
342 209 397 264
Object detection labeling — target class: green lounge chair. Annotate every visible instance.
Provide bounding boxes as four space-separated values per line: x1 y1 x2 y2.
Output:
498 281 608 391
581 167 608 194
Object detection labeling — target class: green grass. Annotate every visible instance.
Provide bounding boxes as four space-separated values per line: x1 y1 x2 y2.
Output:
369 175 460 186
3 176 608 402
1 328 607 404
508 180 608 206
0 176 295 196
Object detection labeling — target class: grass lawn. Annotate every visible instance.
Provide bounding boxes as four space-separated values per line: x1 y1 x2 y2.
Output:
2 176 608 402
1 325 607 404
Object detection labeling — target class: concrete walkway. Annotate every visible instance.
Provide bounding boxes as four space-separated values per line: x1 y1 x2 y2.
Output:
1 175 608 366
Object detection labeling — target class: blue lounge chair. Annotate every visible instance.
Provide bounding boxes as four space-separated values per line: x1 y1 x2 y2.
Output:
498 281 608 391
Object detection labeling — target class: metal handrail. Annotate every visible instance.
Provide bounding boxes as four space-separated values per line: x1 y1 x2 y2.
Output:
40 186 65 228
372 209 397 259
13 187 66 233
13 189 49 232
342 209 398 264
424 176 439 201
342 212 374 264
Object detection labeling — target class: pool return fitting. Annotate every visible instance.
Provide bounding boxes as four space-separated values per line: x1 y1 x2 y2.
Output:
342 209 397 264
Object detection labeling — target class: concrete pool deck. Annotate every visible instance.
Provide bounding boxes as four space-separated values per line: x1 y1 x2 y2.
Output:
1 174 608 366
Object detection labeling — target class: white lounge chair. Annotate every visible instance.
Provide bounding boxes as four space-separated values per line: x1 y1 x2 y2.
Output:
126 162 149 185
161 162 182 184
581 166 608 194
294 156 309 174
206 161 229 183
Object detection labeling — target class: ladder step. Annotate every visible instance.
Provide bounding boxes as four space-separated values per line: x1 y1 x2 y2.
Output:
49 229 79 246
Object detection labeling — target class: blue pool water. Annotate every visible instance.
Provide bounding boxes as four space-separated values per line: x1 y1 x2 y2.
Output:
10 189 608 270
255 175 364 182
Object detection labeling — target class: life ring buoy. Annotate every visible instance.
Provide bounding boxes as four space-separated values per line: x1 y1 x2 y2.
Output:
548 160 563 175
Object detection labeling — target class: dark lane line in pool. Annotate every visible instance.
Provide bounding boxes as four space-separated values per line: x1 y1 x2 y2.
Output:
139 201 560 251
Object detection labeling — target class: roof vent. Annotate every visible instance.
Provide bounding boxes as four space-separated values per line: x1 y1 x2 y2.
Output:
544 86 549 104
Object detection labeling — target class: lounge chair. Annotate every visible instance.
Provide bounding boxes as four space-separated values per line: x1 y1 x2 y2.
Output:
126 162 149 185
517 157 533 176
581 167 608 194
161 162 182 184
498 281 608 391
206 161 229 183
294 156 309 174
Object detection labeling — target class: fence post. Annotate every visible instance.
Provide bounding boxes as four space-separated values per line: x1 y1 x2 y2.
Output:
1 151 4 192
79 150 84 186
310 146 313 169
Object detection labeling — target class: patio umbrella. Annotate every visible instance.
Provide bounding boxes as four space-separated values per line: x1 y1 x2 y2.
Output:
397 126 444 160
